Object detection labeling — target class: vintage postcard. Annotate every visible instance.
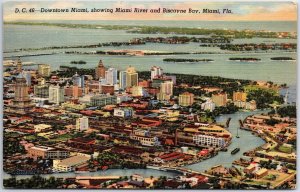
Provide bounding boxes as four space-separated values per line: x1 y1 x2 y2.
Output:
2 0 297 190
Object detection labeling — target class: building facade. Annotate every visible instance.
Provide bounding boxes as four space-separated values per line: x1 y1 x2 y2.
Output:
38 64 51 77
49 85 65 105
76 116 89 131
179 92 194 106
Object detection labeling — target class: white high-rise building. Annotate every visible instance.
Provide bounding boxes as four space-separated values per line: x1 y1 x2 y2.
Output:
119 71 127 90
49 85 65 105
22 71 31 86
151 66 163 80
76 116 89 131
105 68 118 85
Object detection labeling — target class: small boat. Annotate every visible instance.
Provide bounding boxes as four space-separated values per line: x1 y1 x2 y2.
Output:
231 148 240 155
236 126 240 138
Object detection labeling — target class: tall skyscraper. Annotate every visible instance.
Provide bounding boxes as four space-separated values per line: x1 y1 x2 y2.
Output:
119 71 127 90
16 57 22 73
151 66 163 80
49 85 65 105
126 66 138 88
38 64 51 77
9 74 34 114
76 116 89 131
157 81 173 101
95 60 106 80
72 72 81 87
105 68 118 85
22 71 31 86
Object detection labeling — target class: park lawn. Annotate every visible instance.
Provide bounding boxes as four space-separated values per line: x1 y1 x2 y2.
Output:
278 145 292 154
25 135 38 141
243 85 279 95
49 134 73 142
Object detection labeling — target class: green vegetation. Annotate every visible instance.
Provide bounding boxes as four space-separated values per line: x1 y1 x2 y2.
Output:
278 145 293 154
271 57 295 61
265 118 281 126
4 175 63 189
91 151 146 170
49 134 73 142
229 58 261 61
4 132 25 156
5 21 295 39
163 58 213 62
246 89 283 109
55 66 95 77
70 60 86 64
277 105 296 118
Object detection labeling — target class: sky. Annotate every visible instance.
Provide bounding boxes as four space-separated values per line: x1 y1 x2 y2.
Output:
3 1 297 21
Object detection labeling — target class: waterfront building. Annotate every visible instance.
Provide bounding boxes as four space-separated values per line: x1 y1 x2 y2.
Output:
245 100 257 110
233 91 247 102
126 66 138 87
119 71 127 90
90 94 117 107
8 74 34 114
201 99 216 112
105 67 118 85
193 134 226 147
76 116 89 131
38 64 51 77
34 84 49 98
28 146 69 160
95 59 106 80
254 168 268 179
212 93 227 107
49 85 65 105
114 107 134 118
179 92 194 106
151 66 163 80
53 155 90 172
234 100 257 110
157 81 173 101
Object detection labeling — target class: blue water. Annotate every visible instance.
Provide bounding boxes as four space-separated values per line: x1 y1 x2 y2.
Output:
3 21 297 177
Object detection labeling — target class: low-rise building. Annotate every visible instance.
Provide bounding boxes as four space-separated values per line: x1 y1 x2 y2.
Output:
28 146 69 159
52 155 90 172
193 134 226 148
34 124 52 132
113 107 134 118
90 94 117 107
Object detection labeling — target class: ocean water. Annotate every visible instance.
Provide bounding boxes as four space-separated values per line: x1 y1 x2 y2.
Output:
3 21 297 102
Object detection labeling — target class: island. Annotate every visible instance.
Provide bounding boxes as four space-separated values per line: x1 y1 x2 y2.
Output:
270 57 296 61
229 58 261 62
163 58 214 62
70 60 87 64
